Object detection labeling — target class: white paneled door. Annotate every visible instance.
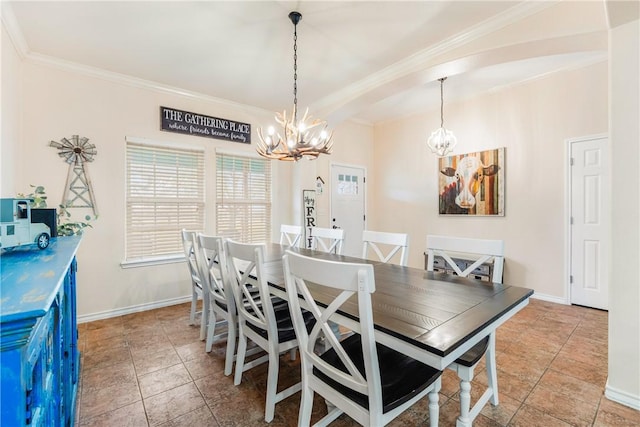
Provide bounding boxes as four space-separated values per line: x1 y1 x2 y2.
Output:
570 136 609 310
330 164 366 257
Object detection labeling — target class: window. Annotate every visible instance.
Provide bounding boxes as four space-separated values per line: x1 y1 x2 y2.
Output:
125 138 205 262
216 151 271 243
17 201 28 219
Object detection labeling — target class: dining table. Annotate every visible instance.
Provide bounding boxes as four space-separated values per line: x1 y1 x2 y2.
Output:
255 243 534 427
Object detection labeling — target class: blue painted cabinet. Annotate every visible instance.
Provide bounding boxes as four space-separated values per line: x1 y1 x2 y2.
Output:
1 236 81 426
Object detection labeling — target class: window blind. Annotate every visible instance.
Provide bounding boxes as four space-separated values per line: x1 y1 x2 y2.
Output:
126 141 205 260
216 152 271 243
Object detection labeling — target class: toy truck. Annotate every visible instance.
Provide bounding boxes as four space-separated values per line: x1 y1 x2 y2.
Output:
0 198 51 250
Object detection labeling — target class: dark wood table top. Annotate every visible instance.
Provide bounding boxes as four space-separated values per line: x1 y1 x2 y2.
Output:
261 244 534 365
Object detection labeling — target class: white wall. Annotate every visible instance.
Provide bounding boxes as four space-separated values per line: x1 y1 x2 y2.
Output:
607 17 640 410
13 56 373 319
372 61 608 300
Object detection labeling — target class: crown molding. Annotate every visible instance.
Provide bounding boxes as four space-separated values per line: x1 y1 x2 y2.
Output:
1 4 272 117
2 0 557 126
28 52 273 115
1 2 29 59
310 1 558 114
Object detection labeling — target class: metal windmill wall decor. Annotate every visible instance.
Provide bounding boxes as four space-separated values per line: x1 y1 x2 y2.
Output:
49 135 98 215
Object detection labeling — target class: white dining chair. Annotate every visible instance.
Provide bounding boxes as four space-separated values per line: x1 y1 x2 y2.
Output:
279 224 302 247
309 226 346 343
361 230 409 266
283 250 442 426
426 234 505 427
180 229 206 340
225 239 315 422
194 234 236 375
310 227 345 254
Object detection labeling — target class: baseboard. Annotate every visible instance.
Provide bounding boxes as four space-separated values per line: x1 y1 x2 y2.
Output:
530 292 569 305
605 382 640 410
77 295 192 324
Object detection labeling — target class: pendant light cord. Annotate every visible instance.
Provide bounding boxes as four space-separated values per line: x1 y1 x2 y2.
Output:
440 78 445 128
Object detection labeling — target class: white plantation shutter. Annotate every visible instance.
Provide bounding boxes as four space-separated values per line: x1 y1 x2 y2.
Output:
216 152 271 243
126 140 205 261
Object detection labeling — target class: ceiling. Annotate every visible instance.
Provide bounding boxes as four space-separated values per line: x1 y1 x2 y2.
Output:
3 1 609 125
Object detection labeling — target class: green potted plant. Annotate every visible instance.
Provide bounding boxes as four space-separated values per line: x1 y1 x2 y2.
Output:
17 185 96 236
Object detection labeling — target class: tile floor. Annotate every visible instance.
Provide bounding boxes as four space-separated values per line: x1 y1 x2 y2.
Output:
76 299 639 426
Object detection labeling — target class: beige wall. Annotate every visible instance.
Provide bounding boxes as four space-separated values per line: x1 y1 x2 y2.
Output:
1 23 22 196
608 18 640 409
3 6 637 409
372 61 608 300
283 120 374 232
14 57 603 314
12 54 372 319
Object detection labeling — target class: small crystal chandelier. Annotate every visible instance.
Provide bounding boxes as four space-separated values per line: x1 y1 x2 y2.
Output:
256 11 333 161
427 77 457 157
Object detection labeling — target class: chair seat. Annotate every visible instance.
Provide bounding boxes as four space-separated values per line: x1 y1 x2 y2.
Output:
214 300 228 311
454 336 490 367
215 292 285 313
315 334 442 413
247 302 315 343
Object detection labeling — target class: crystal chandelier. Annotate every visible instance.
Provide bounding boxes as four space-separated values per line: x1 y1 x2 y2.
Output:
427 77 457 157
256 11 333 161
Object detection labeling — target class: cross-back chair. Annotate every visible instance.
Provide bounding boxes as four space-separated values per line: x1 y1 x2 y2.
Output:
283 250 442 426
310 227 345 254
225 240 315 422
425 234 505 426
361 230 409 266
181 229 206 340
194 234 236 376
280 224 303 247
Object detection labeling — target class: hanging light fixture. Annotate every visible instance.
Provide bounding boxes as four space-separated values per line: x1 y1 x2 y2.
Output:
427 77 457 157
256 11 333 161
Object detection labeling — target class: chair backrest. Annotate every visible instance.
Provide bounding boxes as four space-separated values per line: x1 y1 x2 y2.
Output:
425 235 504 283
361 230 409 266
224 240 277 336
181 229 202 286
279 224 302 247
310 227 345 254
282 250 381 410
195 234 235 312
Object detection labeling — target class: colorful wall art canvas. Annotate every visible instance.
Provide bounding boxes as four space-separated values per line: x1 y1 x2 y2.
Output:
438 148 505 216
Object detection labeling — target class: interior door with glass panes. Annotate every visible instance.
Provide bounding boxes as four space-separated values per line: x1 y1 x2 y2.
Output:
330 164 366 257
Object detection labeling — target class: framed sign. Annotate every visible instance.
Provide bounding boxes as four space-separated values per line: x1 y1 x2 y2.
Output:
438 147 505 216
160 106 251 143
302 190 316 249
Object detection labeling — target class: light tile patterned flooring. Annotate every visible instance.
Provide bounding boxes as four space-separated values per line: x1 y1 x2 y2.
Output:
76 299 639 426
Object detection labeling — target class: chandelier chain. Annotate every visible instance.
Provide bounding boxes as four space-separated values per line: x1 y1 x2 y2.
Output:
255 11 333 161
293 23 298 122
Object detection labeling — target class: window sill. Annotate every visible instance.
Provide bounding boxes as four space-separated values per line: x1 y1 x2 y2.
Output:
120 254 185 269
